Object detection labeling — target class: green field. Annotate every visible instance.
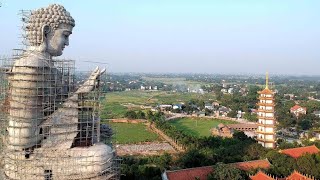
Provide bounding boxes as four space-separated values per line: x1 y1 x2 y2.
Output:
169 117 236 137
107 122 159 144
102 90 216 118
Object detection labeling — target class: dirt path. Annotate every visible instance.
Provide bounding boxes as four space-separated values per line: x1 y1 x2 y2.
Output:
148 123 185 153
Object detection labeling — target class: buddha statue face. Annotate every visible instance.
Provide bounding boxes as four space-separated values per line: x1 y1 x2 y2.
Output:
46 24 73 56
25 4 75 57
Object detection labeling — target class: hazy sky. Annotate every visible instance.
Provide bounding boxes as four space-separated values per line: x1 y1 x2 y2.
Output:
0 0 319 74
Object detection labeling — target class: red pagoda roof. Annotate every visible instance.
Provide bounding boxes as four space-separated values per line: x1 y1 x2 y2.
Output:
280 170 313 180
164 166 213 180
250 170 314 180
280 145 320 159
231 159 271 171
250 171 275 180
258 88 273 94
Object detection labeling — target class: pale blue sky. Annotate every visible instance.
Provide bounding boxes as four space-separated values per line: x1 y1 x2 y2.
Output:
0 0 319 74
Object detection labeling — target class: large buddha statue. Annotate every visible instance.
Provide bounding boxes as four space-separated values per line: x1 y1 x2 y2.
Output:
2 4 115 180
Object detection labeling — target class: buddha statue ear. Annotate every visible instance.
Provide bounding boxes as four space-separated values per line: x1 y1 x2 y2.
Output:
41 25 51 41
39 25 50 52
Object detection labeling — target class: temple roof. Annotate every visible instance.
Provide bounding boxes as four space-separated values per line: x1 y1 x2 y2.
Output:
280 145 320 159
163 159 271 180
231 159 271 171
250 170 314 180
227 123 259 130
250 171 275 180
164 166 213 180
280 170 313 180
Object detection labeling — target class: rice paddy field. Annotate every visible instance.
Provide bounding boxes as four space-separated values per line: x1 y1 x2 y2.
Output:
168 117 237 137
102 90 216 119
141 77 208 86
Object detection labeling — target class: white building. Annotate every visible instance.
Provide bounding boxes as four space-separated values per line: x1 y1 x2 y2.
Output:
228 88 234 94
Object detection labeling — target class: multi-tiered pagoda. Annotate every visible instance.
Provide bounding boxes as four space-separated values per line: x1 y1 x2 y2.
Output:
257 73 276 148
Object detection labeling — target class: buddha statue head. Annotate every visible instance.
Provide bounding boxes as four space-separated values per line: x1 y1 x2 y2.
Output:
25 4 75 57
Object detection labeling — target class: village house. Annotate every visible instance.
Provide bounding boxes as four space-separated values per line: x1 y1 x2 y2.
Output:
172 104 182 110
314 133 320 140
218 106 231 116
239 89 247 96
221 88 228 94
228 88 234 94
290 105 307 117
140 85 146 90
211 123 258 138
212 102 220 107
284 93 295 100
158 104 173 111
250 108 258 115
237 110 245 119
313 111 320 118
198 111 206 117
204 103 214 110
211 123 233 138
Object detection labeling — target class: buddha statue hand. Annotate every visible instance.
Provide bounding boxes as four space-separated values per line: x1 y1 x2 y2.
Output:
76 66 106 94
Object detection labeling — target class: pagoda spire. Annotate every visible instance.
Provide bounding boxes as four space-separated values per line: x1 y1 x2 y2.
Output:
265 72 269 89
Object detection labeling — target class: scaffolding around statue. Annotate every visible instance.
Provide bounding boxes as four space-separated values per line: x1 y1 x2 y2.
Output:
0 8 121 180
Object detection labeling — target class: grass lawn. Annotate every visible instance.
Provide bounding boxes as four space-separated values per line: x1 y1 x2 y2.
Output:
169 117 237 137
107 122 160 144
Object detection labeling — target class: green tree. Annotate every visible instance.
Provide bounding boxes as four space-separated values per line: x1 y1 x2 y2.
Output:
205 108 213 116
296 154 320 178
146 110 153 120
136 110 146 119
207 163 248 180
233 131 251 142
157 153 172 170
243 113 258 122
178 149 209 168
298 119 312 130
265 151 296 177
228 110 237 118
243 143 268 161
125 110 137 119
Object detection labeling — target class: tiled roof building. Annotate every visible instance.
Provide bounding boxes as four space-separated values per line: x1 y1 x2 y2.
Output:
230 159 271 171
290 105 307 117
281 170 314 180
161 159 271 180
280 145 320 159
250 171 275 180
250 170 315 180
161 166 213 180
